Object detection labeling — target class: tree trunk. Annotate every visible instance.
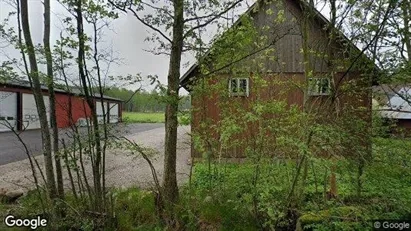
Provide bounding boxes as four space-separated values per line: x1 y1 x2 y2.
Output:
43 0 64 199
75 0 103 211
401 0 411 62
20 0 57 198
93 20 109 207
163 0 184 206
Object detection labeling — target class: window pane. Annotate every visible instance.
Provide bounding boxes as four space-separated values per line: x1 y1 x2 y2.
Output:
315 79 322 93
308 78 317 93
231 79 238 93
308 78 330 95
319 78 329 93
239 79 247 93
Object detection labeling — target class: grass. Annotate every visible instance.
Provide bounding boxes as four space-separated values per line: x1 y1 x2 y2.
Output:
123 112 165 123
122 111 191 125
1 137 409 230
185 137 411 230
0 204 18 230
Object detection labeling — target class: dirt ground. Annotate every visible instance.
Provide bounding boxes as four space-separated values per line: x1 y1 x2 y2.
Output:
0 125 191 193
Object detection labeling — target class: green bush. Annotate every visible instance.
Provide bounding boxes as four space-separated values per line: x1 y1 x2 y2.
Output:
372 112 395 137
113 188 159 230
1 138 410 230
178 111 191 126
187 139 411 230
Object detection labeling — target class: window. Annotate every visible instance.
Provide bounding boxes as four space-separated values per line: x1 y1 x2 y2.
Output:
229 78 249 97
308 78 331 96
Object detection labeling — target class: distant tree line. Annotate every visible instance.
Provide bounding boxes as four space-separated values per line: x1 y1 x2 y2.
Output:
103 87 191 112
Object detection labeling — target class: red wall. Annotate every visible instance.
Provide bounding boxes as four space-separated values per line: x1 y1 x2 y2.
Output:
0 84 122 130
55 93 91 128
191 72 371 158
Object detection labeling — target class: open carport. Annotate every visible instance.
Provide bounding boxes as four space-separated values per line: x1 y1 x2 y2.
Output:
0 80 123 132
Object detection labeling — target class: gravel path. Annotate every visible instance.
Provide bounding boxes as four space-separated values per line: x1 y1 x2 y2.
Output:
0 123 164 165
0 126 191 192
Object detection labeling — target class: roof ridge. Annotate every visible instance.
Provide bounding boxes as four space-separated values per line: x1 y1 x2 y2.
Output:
180 0 372 89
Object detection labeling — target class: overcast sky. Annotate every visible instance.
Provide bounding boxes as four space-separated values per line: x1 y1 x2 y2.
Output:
1 0 332 95
0 0 195 94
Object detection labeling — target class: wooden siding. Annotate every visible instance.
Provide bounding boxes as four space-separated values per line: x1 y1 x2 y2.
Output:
56 93 92 128
188 0 372 158
240 0 352 73
391 119 411 136
191 72 371 158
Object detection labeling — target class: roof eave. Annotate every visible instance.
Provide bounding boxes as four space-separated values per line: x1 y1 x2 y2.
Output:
179 0 379 89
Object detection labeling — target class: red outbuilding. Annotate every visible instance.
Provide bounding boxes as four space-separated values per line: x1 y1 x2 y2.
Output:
0 80 122 132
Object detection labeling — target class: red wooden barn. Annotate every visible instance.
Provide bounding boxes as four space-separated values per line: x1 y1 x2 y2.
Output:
180 0 373 158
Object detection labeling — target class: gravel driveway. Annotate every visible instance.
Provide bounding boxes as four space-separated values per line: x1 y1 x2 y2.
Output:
0 125 191 192
0 123 164 165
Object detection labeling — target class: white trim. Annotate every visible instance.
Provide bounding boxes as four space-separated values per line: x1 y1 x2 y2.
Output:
229 78 249 97
308 77 331 96
0 91 17 132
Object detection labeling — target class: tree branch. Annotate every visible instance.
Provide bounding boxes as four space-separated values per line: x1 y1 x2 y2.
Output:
107 0 172 44
335 0 396 89
183 0 244 39
185 28 293 86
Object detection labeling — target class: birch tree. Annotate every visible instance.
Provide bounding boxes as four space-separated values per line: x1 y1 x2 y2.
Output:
20 0 57 199
43 0 64 199
108 0 247 216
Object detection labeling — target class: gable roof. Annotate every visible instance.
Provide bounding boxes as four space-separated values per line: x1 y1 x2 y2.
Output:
373 84 411 119
373 84 403 101
180 0 372 91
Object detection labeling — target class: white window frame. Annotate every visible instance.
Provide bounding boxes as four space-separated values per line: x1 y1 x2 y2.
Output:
229 78 249 97
308 77 331 96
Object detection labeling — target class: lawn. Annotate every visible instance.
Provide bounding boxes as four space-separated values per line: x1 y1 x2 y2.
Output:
122 112 165 123
122 111 191 125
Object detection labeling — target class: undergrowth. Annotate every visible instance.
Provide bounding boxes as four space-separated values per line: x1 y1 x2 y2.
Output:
1 138 410 230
